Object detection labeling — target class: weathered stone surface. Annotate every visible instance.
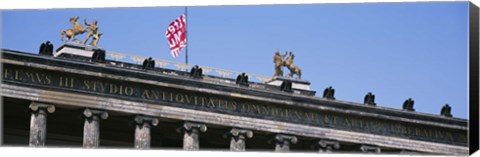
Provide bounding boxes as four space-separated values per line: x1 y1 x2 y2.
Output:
226 128 253 151
82 108 108 148
29 102 55 147
176 122 207 150
274 134 297 152
133 115 158 149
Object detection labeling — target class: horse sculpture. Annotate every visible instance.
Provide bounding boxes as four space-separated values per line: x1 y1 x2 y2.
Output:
61 16 86 43
283 51 302 79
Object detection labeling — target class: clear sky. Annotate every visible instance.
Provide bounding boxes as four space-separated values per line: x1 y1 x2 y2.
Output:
1 2 469 119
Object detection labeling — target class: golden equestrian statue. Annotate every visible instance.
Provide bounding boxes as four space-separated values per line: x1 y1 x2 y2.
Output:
283 51 302 79
60 16 86 43
83 18 103 47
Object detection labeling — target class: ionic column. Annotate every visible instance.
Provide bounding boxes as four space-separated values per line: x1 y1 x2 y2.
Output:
226 128 253 151
274 134 297 152
317 139 340 153
176 122 207 151
360 145 381 153
133 115 158 149
29 102 55 147
82 108 108 148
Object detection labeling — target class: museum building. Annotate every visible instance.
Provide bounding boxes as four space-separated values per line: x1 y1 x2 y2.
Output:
0 43 469 155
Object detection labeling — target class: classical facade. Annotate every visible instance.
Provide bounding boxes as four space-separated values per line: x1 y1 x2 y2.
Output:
1 44 468 155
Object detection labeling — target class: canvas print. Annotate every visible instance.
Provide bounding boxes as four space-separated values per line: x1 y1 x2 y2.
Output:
0 2 472 155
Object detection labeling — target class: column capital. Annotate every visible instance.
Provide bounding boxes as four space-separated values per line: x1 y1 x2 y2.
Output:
177 121 207 133
83 108 108 120
317 139 340 152
224 128 253 140
29 102 55 113
134 115 159 126
360 145 381 153
230 128 253 138
272 134 297 152
275 134 297 145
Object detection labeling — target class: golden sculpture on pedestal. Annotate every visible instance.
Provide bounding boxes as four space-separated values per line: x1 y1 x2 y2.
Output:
83 18 103 47
60 16 102 47
273 50 302 79
273 50 287 77
60 16 86 43
284 51 302 79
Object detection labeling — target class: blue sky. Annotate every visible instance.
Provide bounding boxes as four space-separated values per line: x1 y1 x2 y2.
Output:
1 2 469 119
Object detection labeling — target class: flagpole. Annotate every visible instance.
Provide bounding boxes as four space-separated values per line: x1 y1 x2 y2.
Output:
185 6 189 65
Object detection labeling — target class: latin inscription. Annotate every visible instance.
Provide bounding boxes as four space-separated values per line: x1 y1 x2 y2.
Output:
2 66 467 146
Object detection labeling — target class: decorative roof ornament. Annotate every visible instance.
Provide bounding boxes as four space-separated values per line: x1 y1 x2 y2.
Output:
60 16 102 47
273 50 302 79
83 18 102 47
323 86 335 100
284 51 302 79
440 104 452 117
403 98 415 111
364 92 376 106
38 41 54 56
60 16 86 43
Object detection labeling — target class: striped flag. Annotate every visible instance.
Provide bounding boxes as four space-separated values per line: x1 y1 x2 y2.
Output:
165 14 187 58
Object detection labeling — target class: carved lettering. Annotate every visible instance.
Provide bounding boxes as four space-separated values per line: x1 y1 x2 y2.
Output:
60 77 74 88
3 68 10 79
14 69 21 80
141 89 151 99
184 94 193 104
207 98 215 108
2 65 466 146
175 93 184 103
125 86 134 96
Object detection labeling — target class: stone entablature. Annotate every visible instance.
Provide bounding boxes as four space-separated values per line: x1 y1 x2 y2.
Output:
0 48 469 154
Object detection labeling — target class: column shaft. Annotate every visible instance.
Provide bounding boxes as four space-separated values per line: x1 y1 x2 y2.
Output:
230 136 246 151
29 102 55 147
133 115 158 149
183 128 200 150
82 108 108 148
275 140 290 152
135 122 151 149
227 128 253 152
177 122 207 151
274 134 297 152
83 116 100 148
29 109 47 146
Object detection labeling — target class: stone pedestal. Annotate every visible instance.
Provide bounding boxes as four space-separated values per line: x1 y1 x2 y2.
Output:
133 115 159 149
266 77 315 96
82 108 108 148
274 134 297 152
226 128 253 151
55 43 102 57
177 122 207 150
29 102 55 147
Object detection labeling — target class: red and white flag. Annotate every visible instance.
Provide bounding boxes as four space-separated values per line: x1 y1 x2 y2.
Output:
165 14 187 58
